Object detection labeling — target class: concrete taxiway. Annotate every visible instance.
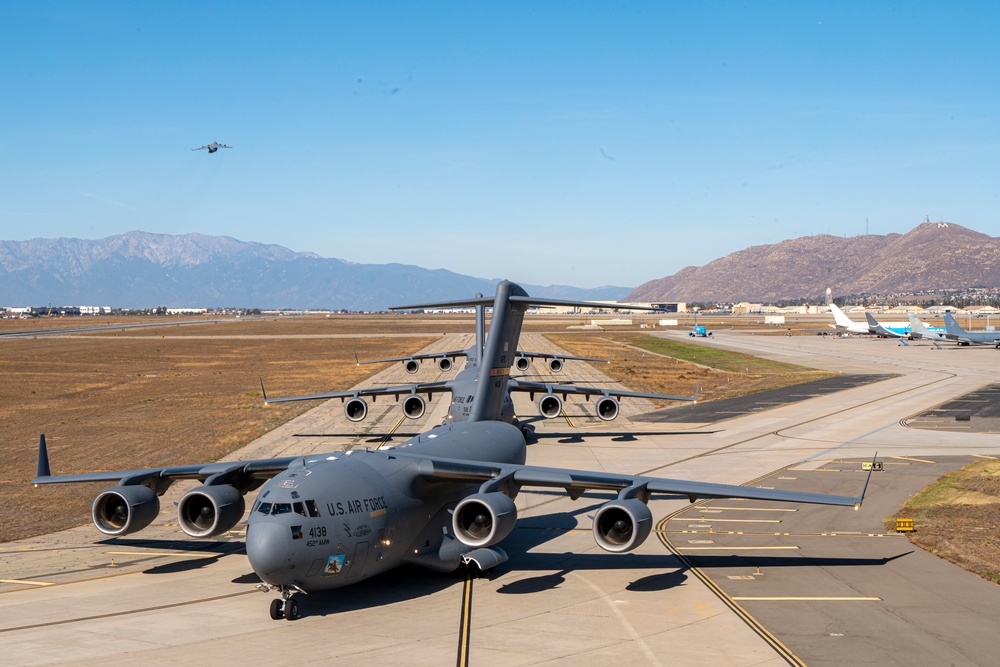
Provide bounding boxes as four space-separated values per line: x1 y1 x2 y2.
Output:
4 330 1000 666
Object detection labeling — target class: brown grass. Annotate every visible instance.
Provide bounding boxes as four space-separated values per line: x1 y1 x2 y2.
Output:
891 460 1000 584
0 315 436 542
545 332 835 401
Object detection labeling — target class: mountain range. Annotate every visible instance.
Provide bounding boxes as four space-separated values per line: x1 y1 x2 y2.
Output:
0 231 630 310
626 222 1000 303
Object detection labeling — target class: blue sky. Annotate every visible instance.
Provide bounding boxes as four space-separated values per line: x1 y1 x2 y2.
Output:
2 2 998 288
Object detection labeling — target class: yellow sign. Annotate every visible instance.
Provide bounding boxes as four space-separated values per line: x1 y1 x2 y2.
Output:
862 461 884 471
895 518 914 532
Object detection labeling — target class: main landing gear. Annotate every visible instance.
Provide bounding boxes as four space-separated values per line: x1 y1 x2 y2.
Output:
260 584 300 621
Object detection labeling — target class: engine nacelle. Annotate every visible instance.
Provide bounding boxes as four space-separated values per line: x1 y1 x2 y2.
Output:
547 357 564 373
402 394 426 419
92 484 160 536
514 356 531 372
403 359 419 374
437 357 453 372
592 498 653 553
178 484 246 538
595 396 620 421
537 393 562 418
344 397 368 422
452 492 518 548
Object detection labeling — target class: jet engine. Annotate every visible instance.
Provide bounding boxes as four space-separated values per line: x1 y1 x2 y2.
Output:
344 397 368 422
92 484 160 536
437 357 453 372
453 492 518 548
592 498 653 553
514 356 531 372
403 359 419 374
595 396 620 421
177 484 246 538
402 394 426 419
537 393 562 418
547 357 564 373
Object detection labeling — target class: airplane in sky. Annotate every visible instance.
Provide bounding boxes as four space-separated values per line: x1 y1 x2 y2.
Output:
905 313 950 342
942 312 1000 346
31 281 874 621
192 142 232 153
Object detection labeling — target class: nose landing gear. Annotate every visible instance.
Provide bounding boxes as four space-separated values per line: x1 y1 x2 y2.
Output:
259 584 301 621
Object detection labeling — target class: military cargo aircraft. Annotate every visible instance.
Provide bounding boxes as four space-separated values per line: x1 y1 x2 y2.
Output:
192 142 231 153
264 290 694 424
31 281 873 621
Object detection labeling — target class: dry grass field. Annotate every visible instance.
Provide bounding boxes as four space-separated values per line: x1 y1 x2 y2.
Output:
1 313 829 543
545 332 835 401
891 459 1000 585
0 315 439 541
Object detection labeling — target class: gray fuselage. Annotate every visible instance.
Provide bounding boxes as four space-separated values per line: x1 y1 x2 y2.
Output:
246 420 525 591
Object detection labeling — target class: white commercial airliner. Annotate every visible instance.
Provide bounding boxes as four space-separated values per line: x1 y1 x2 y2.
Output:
829 303 906 336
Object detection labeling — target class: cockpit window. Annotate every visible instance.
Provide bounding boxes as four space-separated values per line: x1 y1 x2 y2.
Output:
293 501 306 517
272 503 292 515
257 502 272 515
305 500 321 518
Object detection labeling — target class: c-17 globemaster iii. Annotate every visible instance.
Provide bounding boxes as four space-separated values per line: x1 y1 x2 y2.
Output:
263 290 689 425
31 280 875 621
192 141 231 153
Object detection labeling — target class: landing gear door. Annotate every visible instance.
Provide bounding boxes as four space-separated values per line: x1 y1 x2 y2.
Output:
346 541 369 579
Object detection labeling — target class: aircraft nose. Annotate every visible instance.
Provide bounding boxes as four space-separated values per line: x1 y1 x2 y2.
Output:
246 522 290 581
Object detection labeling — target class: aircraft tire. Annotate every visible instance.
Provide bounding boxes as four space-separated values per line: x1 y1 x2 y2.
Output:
284 598 299 621
269 599 283 620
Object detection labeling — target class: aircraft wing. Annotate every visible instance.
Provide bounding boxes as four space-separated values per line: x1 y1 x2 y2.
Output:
355 350 469 366
260 380 452 405
31 435 300 488
406 452 871 508
506 377 699 403
515 351 610 364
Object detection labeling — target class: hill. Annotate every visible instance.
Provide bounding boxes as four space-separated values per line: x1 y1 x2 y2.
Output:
0 231 631 310
626 222 1000 303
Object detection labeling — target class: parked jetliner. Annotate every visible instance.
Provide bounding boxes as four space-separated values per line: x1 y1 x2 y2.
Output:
942 312 1000 346
31 281 874 621
829 303 906 335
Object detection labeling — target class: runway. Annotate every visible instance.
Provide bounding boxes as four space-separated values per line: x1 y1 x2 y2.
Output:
3 330 1000 666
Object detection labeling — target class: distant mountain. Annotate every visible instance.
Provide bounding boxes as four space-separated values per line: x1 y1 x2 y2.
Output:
626 222 1000 303
0 231 631 309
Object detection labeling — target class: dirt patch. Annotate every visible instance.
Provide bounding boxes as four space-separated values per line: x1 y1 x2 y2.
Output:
891 460 1000 584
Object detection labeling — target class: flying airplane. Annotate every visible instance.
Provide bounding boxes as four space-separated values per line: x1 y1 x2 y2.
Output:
31 281 875 621
265 290 692 425
942 312 1000 346
905 313 950 342
192 142 232 153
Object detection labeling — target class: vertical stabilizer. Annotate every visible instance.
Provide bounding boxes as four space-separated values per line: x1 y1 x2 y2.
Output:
468 281 528 422
36 434 51 479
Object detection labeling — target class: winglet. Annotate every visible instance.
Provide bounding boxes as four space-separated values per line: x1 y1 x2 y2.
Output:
259 377 269 403
693 378 701 403
854 451 878 509
35 434 51 481
354 351 360 366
